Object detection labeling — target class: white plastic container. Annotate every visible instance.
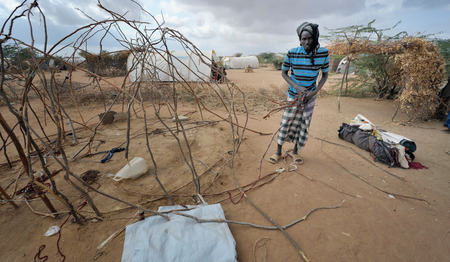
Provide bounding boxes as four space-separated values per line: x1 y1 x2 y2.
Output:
113 157 147 181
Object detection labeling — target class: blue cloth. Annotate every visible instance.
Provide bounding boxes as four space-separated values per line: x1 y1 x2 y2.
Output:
282 46 330 98
445 112 450 128
101 147 125 163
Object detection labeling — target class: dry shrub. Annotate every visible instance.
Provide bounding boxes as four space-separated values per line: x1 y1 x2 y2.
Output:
158 81 286 112
34 78 285 114
396 38 447 120
242 83 286 111
79 50 130 77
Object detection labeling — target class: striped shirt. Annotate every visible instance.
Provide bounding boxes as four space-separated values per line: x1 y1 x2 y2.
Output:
282 46 330 98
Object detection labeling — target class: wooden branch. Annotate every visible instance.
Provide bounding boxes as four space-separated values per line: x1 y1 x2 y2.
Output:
0 184 18 208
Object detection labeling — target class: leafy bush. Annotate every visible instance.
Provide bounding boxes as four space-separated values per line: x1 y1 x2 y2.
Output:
331 54 345 61
272 56 284 70
257 52 285 70
354 54 401 99
2 43 42 71
434 38 450 76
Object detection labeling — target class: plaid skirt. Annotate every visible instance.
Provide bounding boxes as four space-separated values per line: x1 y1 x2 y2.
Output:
276 96 316 150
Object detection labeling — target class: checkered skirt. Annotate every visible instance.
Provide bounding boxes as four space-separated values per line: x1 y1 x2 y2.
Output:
276 96 316 150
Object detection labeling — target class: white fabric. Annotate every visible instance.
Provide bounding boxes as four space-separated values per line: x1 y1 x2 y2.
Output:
391 144 409 169
222 56 259 69
121 204 237 262
379 131 413 145
127 50 218 82
350 115 414 145
349 114 375 131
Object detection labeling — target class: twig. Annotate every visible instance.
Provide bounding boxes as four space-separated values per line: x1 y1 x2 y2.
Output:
171 199 349 231
96 211 140 251
25 199 67 218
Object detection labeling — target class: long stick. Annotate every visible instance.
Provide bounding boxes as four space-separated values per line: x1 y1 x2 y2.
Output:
0 184 18 208
0 112 58 213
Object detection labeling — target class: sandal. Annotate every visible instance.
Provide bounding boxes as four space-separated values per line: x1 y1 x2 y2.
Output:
291 153 303 165
268 154 281 164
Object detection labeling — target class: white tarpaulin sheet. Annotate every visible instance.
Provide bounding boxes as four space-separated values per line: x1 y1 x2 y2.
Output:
127 50 218 82
121 204 237 262
222 56 259 69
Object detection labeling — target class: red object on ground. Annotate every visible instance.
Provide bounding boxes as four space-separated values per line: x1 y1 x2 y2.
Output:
409 162 428 170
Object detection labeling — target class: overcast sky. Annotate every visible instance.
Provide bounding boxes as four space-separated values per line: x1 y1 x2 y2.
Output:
1 0 449 57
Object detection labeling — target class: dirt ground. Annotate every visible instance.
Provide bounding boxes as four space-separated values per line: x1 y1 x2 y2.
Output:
1 67 449 262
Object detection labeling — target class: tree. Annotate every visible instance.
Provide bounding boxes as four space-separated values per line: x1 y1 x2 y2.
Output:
327 20 406 100
434 38 450 76
2 43 42 71
257 52 276 63
257 52 285 70
355 54 401 99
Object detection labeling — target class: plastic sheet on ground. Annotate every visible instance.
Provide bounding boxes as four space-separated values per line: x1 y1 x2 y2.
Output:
121 203 237 262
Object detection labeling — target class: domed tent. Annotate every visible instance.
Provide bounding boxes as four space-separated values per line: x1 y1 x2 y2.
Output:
127 50 219 82
222 56 259 69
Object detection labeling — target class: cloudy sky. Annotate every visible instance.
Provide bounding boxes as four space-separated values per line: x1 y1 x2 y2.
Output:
1 0 449 57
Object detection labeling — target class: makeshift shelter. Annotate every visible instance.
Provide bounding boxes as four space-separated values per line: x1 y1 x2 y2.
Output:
222 56 259 69
328 38 447 120
127 50 219 82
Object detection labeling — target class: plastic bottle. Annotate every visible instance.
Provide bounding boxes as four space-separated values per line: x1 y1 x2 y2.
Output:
113 157 147 181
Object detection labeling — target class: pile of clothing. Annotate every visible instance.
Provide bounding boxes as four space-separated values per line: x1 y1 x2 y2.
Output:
338 115 425 169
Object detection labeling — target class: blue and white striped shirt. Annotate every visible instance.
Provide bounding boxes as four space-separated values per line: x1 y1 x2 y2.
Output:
282 46 330 98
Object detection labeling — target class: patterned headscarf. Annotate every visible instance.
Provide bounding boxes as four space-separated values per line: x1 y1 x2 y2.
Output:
296 22 320 65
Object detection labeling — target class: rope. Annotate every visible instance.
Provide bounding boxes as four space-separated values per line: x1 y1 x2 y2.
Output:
34 245 48 262
34 201 87 262
100 147 125 163
16 169 62 199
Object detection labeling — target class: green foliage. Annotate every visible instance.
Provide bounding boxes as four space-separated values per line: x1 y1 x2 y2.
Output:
257 52 285 70
326 19 411 99
1 43 42 70
354 54 401 99
326 76 375 98
434 38 450 76
257 52 276 63
324 19 407 42
331 54 345 61
272 56 284 70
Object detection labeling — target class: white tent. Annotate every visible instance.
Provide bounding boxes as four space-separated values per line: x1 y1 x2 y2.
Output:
222 56 259 69
127 50 219 82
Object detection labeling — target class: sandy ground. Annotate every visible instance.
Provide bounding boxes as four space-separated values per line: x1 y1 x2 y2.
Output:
1 67 449 262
